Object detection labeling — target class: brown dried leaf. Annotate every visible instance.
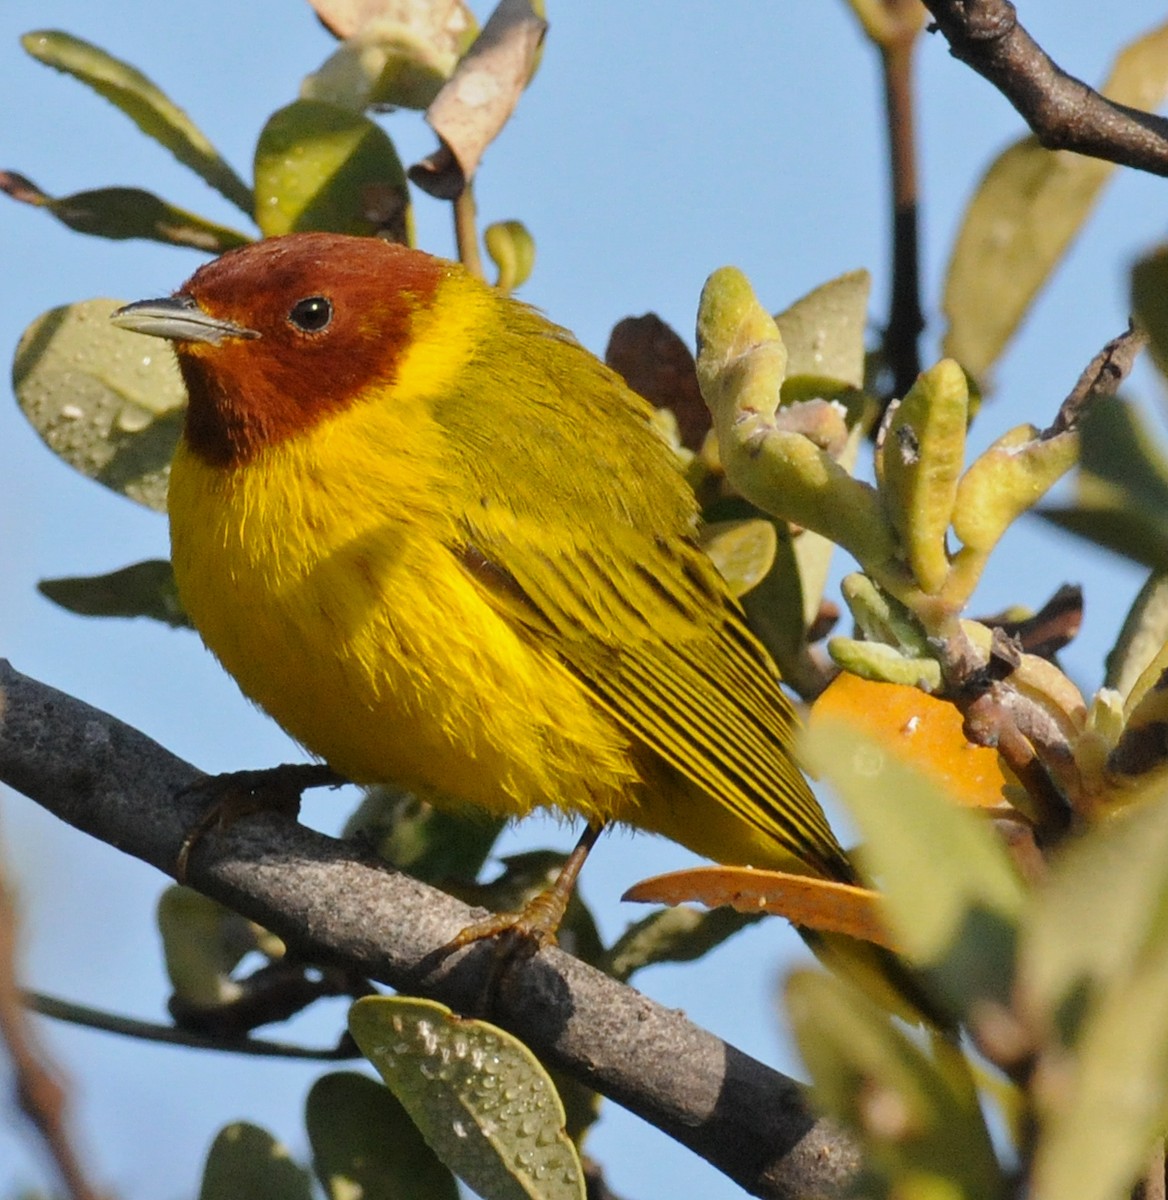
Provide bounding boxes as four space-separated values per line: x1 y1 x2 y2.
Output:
409 0 546 198
605 314 708 450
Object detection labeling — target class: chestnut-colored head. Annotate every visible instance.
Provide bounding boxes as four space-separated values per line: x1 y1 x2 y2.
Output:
114 233 449 466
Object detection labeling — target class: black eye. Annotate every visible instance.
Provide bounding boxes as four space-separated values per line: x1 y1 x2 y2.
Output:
288 295 332 333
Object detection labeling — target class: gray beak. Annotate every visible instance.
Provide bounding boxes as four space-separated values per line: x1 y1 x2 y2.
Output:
111 295 259 345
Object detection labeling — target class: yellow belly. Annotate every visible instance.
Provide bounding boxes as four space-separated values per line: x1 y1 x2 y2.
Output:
167 426 641 824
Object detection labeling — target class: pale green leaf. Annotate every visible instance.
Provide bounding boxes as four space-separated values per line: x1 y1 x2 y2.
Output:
943 21 1168 380
350 996 585 1200
775 269 871 391
157 886 278 1010
699 518 777 599
788 969 1003 1196
1031 934 1168 1200
254 99 411 242
306 1072 459 1200
13 299 187 511
22 30 251 213
1019 794 1168 1047
198 1123 313 1200
1105 572 1168 696
943 23 1168 380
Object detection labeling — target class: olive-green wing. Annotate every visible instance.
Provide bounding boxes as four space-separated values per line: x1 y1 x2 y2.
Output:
451 517 850 881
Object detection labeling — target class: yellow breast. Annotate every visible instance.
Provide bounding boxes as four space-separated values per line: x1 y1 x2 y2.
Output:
166 391 642 823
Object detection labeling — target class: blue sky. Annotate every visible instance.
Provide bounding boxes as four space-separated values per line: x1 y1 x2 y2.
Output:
1 3 1166 1198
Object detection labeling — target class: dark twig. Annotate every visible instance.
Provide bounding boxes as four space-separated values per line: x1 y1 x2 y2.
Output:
26 991 359 1060
0 858 107 1200
0 660 860 1200
922 0 1168 177
879 5 926 400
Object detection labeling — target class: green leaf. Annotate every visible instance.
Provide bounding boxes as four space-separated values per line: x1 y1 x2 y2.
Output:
306 1071 459 1200
157 886 263 1009
0 173 249 251
943 20 1168 380
38 559 188 627
1105 572 1168 696
484 220 537 293
804 716 1024 1018
1019 794 1168 1048
787 969 1003 1197
1030 932 1168 1200
253 100 411 242
699 518 777 599
13 299 187 511
22 30 252 213
343 788 504 884
774 269 871 392
198 1123 313 1200
1132 245 1168 381
349 996 585 1200
604 907 759 983
1039 396 1168 572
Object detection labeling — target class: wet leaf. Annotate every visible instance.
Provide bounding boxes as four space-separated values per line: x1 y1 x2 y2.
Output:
198 1123 313 1200
943 20 1168 380
13 298 187 511
349 996 585 1200
254 99 411 242
38 559 188 627
22 30 251 213
306 1071 458 1200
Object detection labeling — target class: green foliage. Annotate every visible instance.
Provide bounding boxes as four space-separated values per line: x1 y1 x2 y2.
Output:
253 100 412 241
350 997 586 1200
21 30 252 213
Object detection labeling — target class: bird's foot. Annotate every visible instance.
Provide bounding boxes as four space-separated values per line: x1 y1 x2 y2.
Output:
176 763 345 881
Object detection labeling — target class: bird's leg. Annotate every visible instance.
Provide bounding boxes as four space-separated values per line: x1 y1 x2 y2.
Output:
176 764 346 881
444 820 608 955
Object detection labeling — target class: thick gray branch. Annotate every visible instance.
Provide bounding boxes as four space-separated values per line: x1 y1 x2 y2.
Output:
923 0 1168 176
0 660 858 1199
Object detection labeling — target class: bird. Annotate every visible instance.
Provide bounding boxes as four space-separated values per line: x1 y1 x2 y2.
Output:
112 231 857 943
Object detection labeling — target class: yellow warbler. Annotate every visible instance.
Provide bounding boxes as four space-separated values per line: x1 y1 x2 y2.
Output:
113 232 855 935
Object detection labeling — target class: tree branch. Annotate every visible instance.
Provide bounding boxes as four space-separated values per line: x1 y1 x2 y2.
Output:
922 0 1168 176
0 660 860 1200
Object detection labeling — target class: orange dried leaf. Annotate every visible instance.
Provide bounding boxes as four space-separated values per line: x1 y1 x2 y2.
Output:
810 672 1016 809
623 865 896 950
